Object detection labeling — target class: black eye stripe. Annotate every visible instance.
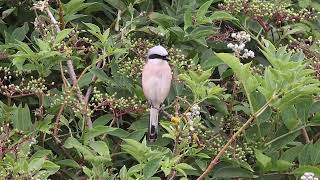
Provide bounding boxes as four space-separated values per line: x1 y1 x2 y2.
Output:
148 54 169 61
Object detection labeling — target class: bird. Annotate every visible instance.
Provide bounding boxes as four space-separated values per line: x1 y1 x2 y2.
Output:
142 45 172 143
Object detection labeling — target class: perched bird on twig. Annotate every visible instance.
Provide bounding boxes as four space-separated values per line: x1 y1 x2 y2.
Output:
142 45 172 143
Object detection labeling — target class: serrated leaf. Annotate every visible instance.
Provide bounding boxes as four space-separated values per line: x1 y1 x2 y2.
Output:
54 28 73 45
143 158 161 178
56 159 81 168
213 166 257 178
90 68 110 82
89 141 111 160
83 22 101 33
255 149 272 170
104 0 127 11
196 0 213 23
209 11 238 21
184 7 192 30
12 104 33 132
12 22 29 42
28 158 45 172
281 105 299 130
120 165 128 180
274 160 292 171
149 12 177 28
175 163 195 170
83 126 121 144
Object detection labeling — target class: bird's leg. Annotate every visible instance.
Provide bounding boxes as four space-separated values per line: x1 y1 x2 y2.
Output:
157 105 173 119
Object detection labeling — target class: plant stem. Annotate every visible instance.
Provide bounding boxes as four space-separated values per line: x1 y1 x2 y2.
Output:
45 5 93 128
264 125 308 147
197 95 275 180
301 127 311 144
53 104 65 136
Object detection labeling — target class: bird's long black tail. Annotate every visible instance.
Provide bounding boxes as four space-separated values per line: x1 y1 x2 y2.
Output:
148 107 159 143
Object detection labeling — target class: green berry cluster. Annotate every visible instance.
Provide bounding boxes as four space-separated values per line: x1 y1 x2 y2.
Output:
50 89 87 115
91 87 146 115
287 37 320 80
53 30 97 55
220 0 318 25
33 16 57 39
221 116 243 135
33 17 97 56
0 67 50 97
118 34 192 80
200 128 256 162
198 115 257 163
250 64 264 75
0 123 38 179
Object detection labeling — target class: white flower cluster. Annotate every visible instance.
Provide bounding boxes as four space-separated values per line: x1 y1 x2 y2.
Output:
227 31 255 59
301 172 319 180
185 104 201 132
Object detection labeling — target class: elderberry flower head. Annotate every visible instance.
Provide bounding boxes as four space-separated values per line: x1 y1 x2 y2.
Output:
227 31 255 59
300 172 318 180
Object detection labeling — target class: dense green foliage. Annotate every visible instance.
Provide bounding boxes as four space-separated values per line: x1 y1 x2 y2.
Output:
0 0 320 179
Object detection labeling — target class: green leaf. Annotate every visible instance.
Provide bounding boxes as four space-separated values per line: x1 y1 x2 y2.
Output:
54 28 73 45
90 68 110 82
104 0 127 11
255 149 272 170
82 166 93 177
12 104 33 132
149 12 177 28
121 139 150 163
209 11 238 21
184 7 192 30
78 72 94 88
120 165 128 180
196 0 213 23
28 158 45 172
299 141 320 165
12 22 29 42
89 141 111 160
187 26 216 40
93 114 113 127
43 161 60 175
281 145 303 162
83 22 101 33
56 159 81 168
273 160 292 171
212 166 257 178
299 0 312 8
296 98 313 123
281 105 299 130
251 91 272 125
175 163 195 171
15 41 34 54
84 126 129 144
64 0 92 15
292 166 320 177
143 158 161 178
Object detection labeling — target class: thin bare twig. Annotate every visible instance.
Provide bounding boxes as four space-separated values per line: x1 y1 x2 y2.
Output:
55 0 65 29
301 127 311 144
84 61 103 103
53 104 65 136
197 95 275 180
44 4 93 128
167 101 183 180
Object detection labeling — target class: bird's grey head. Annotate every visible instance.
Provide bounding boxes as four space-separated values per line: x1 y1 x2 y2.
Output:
147 45 169 61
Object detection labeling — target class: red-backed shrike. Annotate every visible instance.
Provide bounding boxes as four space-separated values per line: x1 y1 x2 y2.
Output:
142 45 172 142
